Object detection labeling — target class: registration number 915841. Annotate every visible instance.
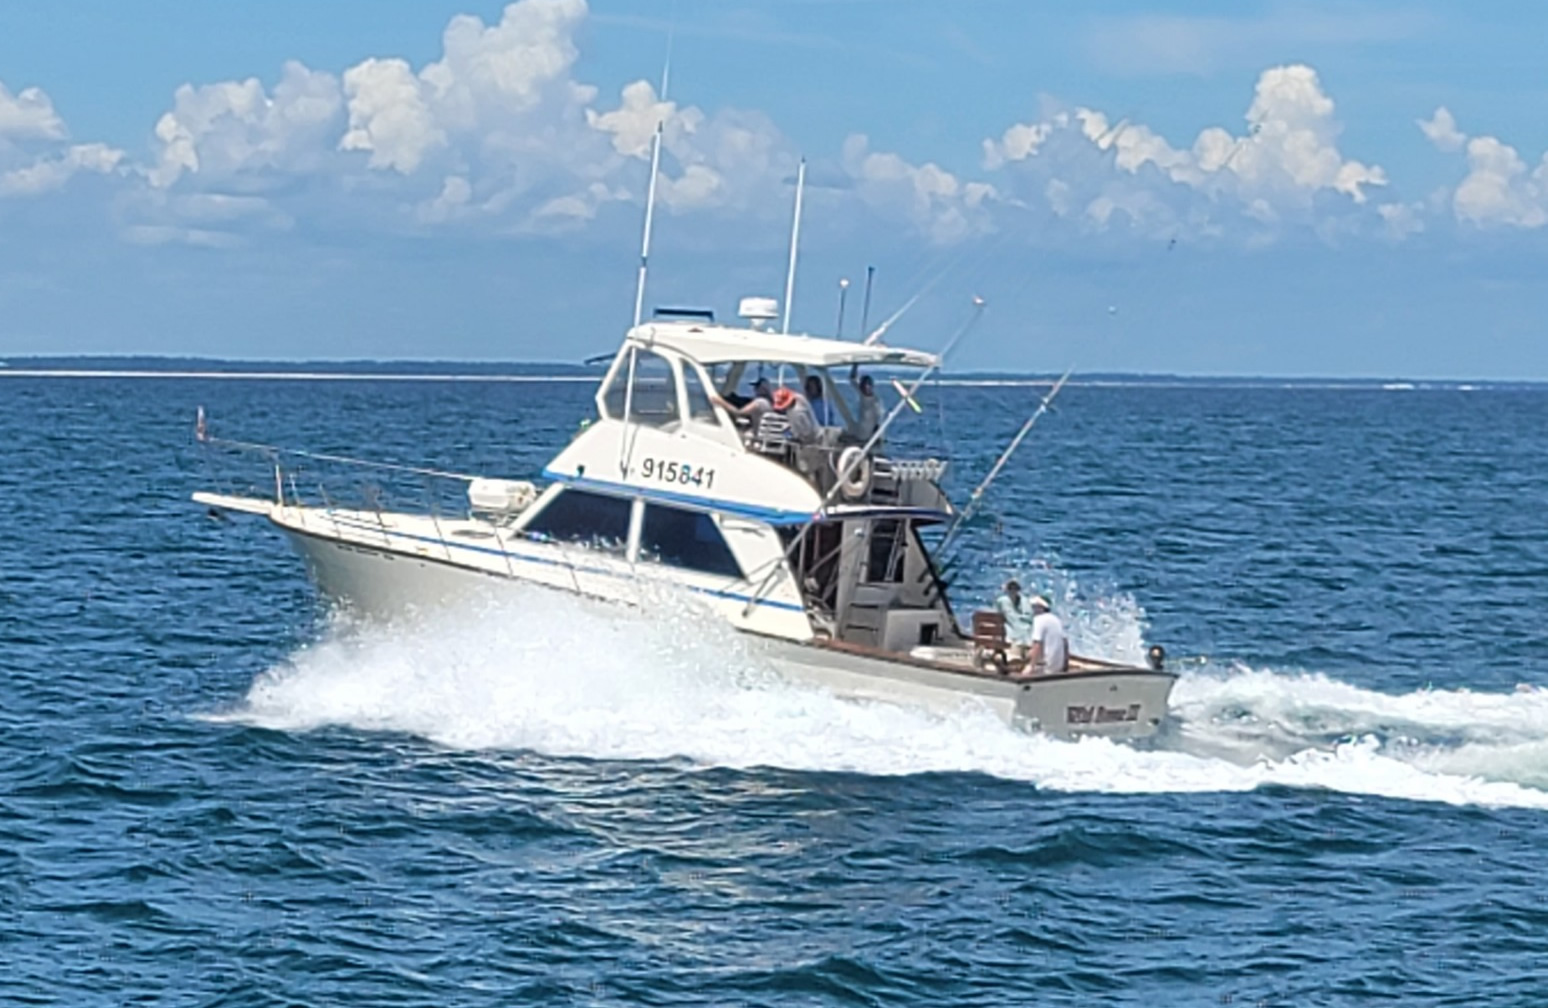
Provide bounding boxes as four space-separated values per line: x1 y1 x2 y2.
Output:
639 458 716 489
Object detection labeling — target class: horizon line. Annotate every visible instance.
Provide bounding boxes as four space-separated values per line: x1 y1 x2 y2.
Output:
0 364 1529 390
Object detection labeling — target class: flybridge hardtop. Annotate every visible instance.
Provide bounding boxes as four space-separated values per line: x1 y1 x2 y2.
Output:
624 319 939 370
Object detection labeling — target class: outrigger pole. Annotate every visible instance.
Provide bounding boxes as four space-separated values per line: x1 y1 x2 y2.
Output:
631 32 674 328
934 367 1072 559
624 32 674 472
781 157 807 334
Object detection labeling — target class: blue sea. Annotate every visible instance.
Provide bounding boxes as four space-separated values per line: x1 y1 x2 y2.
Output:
5 368 1548 1005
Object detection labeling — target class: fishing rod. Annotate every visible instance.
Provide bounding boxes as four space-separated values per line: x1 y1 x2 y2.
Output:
934 367 1072 561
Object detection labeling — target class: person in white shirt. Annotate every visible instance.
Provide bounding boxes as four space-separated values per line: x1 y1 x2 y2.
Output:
1026 594 1069 674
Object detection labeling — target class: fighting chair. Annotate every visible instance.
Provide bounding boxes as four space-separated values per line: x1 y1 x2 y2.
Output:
971 610 1017 674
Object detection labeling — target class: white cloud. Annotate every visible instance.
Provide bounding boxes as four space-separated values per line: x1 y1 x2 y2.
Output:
28 6 1548 251
122 9 1387 247
149 61 344 187
587 79 686 158
1417 106 1466 153
339 59 443 174
416 175 474 223
982 121 1052 171
338 0 593 179
983 64 1386 241
0 142 122 197
1453 136 1548 229
0 79 124 199
843 134 995 244
1416 108 1548 230
1377 201 1425 239
0 82 67 145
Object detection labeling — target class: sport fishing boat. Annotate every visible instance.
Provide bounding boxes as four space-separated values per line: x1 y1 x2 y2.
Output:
192 136 1175 739
192 296 1176 740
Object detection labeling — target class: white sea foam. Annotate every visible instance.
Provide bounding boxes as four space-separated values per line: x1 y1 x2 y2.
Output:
221 584 1548 811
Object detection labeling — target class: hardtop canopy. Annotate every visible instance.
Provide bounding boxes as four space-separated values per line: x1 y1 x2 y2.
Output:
626 321 938 371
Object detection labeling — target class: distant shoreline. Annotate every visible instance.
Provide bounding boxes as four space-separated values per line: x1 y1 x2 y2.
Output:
0 357 1536 390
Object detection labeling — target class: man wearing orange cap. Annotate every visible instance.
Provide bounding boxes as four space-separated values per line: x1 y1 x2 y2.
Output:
773 386 820 445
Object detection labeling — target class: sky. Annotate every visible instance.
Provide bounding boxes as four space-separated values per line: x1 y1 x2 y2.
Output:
2 0 1547 377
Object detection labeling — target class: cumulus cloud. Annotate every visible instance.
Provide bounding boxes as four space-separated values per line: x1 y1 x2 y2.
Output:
1415 107 1548 229
0 79 124 198
1377 201 1425 239
843 135 994 244
982 64 1386 240
24 2 1548 251
149 61 344 187
0 82 67 145
338 58 445 174
0 142 123 197
1453 137 1547 229
338 0 593 178
1417 107 1466 153
133 0 826 237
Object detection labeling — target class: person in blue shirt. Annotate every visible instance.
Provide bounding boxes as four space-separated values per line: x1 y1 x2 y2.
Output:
994 579 1036 658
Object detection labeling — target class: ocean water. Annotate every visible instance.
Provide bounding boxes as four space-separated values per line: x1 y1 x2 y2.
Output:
4 371 1548 1005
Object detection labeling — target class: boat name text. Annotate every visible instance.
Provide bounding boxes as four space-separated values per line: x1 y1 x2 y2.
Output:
1066 703 1141 725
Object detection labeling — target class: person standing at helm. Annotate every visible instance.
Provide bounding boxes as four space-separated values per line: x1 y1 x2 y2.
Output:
1026 594 1069 674
847 364 883 442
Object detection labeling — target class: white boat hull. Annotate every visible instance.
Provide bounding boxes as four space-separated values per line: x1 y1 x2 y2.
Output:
280 523 1174 742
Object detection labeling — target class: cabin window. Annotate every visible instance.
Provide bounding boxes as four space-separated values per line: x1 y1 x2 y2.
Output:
599 349 680 426
680 364 719 424
523 489 631 555
638 504 742 578
627 351 679 426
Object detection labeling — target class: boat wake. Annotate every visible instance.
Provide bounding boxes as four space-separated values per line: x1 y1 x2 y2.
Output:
218 585 1548 811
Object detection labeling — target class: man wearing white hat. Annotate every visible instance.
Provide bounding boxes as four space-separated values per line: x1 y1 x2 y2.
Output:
1026 594 1069 675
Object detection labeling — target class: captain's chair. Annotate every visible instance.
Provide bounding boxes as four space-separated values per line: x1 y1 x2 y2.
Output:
750 412 791 456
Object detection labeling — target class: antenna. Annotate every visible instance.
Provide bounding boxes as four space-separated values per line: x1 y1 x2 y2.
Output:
630 29 675 328
835 277 850 337
858 265 875 339
780 157 806 334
